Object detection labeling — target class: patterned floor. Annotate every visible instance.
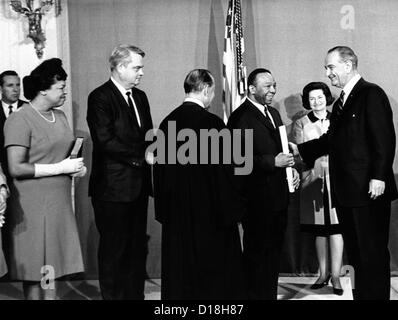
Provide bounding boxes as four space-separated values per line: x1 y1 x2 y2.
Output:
0 277 397 300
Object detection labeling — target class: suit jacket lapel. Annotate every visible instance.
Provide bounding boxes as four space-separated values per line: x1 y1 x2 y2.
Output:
131 89 146 131
0 101 24 126
0 100 25 127
108 80 128 108
267 106 283 150
107 80 140 128
330 78 366 133
246 100 276 132
0 103 6 125
17 99 25 108
342 77 365 112
268 107 281 128
245 100 283 151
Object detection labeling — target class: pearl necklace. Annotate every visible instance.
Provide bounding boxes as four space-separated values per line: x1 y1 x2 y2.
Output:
29 102 55 123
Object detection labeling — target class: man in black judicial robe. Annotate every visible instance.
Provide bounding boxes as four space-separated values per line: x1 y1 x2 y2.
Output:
153 69 246 300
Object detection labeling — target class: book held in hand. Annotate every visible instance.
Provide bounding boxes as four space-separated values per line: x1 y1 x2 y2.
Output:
69 137 84 159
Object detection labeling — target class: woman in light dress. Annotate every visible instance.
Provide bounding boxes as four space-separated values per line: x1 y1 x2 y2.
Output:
292 82 344 295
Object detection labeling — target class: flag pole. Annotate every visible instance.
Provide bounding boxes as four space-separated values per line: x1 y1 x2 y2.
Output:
223 0 246 123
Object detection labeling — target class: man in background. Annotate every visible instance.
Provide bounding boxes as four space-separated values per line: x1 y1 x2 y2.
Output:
0 70 26 176
0 70 25 274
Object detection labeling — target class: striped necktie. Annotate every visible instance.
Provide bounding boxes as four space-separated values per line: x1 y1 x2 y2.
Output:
335 90 345 115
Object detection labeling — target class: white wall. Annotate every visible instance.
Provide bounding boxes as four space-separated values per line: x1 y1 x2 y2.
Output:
0 0 72 125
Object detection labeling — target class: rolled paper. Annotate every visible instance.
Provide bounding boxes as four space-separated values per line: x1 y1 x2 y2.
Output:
278 125 295 193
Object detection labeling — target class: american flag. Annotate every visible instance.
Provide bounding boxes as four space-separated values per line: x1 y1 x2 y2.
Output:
222 0 247 123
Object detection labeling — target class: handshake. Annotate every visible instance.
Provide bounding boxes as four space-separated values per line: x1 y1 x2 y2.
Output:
288 142 300 158
274 142 300 168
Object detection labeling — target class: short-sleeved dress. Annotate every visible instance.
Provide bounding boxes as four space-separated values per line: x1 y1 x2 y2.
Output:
291 111 341 236
4 104 84 281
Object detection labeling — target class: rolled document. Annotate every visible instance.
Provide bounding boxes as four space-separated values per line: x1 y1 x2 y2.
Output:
278 125 295 193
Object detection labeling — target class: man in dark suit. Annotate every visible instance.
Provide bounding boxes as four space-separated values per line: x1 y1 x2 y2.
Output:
228 68 300 300
0 70 26 176
87 44 153 300
0 70 25 271
290 46 398 300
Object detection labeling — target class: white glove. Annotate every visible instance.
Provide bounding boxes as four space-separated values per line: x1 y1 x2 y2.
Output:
71 165 87 178
34 157 84 178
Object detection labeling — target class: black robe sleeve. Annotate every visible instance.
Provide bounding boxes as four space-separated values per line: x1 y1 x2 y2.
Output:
297 132 329 169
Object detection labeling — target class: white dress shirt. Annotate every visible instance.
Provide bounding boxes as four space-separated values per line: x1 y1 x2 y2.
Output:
247 97 276 128
1 100 18 118
184 97 205 109
111 77 142 127
342 74 361 105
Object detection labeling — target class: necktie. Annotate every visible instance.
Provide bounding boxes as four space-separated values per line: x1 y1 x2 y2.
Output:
264 105 275 128
335 90 345 115
8 105 13 116
126 91 141 127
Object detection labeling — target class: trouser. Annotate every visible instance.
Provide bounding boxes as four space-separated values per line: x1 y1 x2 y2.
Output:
243 209 287 300
337 200 391 300
92 192 148 300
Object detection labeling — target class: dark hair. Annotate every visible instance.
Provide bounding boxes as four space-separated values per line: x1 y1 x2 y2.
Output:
247 68 272 92
23 58 67 100
183 69 214 94
301 82 334 110
327 46 358 69
0 70 19 86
